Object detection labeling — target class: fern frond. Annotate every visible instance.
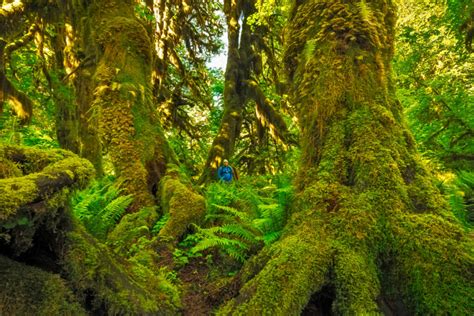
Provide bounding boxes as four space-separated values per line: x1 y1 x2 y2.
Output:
219 224 259 242
456 170 474 192
101 194 133 223
224 245 247 262
261 231 282 245
204 214 237 223
253 217 273 232
212 204 250 221
191 236 248 254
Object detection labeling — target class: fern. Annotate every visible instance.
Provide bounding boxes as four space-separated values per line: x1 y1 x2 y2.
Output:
179 176 294 264
101 195 134 223
71 176 133 239
152 214 170 234
211 204 250 221
262 231 283 245
445 170 474 229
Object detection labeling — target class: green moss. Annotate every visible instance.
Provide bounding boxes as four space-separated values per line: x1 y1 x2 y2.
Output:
0 255 86 315
0 145 94 255
64 222 180 314
158 167 206 242
0 157 22 179
221 0 472 314
219 218 333 315
332 246 380 314
388 213 474 314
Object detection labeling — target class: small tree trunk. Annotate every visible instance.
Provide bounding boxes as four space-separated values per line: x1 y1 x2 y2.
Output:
199 0 255 183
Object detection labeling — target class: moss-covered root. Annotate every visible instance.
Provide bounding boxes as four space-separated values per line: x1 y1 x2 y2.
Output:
0 255 86 315
63 224 180 315
388 213 474 315
218 219 333 315
157 168 206 243
332 247 380 314
220 211 474 315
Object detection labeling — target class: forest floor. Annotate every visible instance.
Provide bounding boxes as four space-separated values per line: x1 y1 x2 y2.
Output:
179 258 213 315
178 255 239 315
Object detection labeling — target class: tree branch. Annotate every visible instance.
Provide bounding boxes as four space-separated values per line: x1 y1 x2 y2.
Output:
246 79 296 147
0 68 34 124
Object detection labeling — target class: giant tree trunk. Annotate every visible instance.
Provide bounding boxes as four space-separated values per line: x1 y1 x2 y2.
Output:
219 1 473 315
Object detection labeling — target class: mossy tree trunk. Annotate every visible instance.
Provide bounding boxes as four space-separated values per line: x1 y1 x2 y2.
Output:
67 0 177 210
219 1 473 315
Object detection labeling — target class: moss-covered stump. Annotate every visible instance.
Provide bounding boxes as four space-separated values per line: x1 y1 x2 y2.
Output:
158 167 206 243
0 144 94 255
0 255 86 315
218 1 474 315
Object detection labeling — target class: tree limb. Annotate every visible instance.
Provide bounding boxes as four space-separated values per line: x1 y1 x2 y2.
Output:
246 79 296 147
0 69 34 124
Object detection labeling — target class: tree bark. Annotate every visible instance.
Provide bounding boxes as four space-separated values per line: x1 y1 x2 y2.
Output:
219 1 474 315
66 0 178 210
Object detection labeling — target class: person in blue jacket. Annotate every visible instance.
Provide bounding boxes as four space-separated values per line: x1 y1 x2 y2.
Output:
218 159 237 182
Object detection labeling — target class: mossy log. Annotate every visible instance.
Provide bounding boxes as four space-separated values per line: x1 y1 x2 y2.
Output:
0 145 181 314
219 1 474 315
64 223 180 314
0 144 94 255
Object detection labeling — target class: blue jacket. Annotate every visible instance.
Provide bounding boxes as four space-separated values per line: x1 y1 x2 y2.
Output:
218 165 233 182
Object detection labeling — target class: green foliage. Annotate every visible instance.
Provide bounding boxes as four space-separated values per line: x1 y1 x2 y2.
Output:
179 175 293 264
1 43 58 148
134 2 155 22
445 0 474 51
151 213 170 234
72 176 133 240
442 170 474 228
395 0 474 170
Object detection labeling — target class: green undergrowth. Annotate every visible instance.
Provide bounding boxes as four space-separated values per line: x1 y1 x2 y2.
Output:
446 170 474 228
172 175 293 267
71 176 133 240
